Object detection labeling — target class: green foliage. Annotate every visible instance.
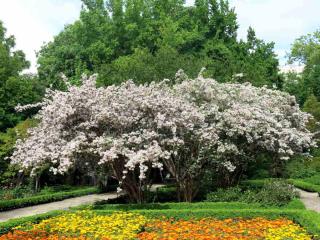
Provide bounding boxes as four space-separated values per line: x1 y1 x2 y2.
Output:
285 156 320 179
37 0 280 89
87 201 304 211
0 186 31 200
208 179 298 207
0 119 37 186
302 94 320 131
288 179 320 193
0 185 89 200
287 29 320 104
245 179 298 207
0 21 44 131
206 186 242 202
146 185 177 203
289 29 320 66
0 187 99 211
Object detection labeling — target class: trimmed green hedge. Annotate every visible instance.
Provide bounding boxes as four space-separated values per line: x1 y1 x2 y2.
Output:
242 178 320 194
87 200 305 211
241 179 270 189
0 187 99 212
288 179 320 194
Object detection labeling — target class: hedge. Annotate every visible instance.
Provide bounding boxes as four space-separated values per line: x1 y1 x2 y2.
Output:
288 179 320 194
242 178 320 196
0 187 99 212
241 179 271 189
87 200 305 211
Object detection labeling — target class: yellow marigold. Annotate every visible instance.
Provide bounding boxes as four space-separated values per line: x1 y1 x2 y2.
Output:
31 210 147 240
265 224 311 240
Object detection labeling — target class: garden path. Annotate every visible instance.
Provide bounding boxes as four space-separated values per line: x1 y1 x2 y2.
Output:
296 188 320 212
0 192 118 222
0 184 165 222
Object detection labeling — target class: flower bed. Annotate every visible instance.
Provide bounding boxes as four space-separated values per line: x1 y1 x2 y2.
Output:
0 210 313 240
138 218 311 240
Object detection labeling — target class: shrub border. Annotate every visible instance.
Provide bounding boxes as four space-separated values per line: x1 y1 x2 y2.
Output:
242 178 320 196
288 179 320 194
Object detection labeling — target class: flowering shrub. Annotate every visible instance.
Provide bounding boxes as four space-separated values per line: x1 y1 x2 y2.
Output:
138 217 311 240
11 71 315 201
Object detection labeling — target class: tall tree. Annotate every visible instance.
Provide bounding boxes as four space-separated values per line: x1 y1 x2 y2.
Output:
37 0 280 88
287 29 320 104
0 21 43 131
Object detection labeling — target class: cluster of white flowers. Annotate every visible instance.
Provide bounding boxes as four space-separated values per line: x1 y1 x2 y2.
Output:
174 72 316 166
10 71 316 199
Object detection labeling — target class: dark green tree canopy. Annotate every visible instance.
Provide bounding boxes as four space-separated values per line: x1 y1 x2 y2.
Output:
37 0 280 88
287 29 320 104
0 21 43 131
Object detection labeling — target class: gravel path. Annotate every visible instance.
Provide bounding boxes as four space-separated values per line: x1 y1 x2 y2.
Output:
296 188 320 212
0 193 119 222
0 184 165 222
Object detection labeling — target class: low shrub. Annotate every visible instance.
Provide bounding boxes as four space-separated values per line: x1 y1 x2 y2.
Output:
285 156 320 179
94 185 177 205
288 179 320 193
84 200 305 212
241 179 271 189
206 187 242 202
207 179 298 207
0 187 99 211
245 179 299 206
0 186 31 200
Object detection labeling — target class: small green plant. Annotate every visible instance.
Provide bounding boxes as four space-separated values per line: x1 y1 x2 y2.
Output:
245 179 298 207
206 179 298 207
206 187 242 202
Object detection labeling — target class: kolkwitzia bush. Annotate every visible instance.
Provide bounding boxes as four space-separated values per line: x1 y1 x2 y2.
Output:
11 71 315 202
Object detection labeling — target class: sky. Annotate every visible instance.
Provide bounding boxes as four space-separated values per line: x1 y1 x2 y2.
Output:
0 0 319 73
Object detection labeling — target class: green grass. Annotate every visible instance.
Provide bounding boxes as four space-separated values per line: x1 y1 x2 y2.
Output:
0 187 99 212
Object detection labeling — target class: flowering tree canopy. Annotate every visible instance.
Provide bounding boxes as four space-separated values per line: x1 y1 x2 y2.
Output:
11 71 316 202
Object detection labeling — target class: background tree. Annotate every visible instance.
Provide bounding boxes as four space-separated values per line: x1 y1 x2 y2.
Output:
287 29 320 104
37 0 281 88
0 21 44 131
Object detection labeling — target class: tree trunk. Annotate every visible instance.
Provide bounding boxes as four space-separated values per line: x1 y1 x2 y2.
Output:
180 177 198 202
111 158 145 203
34 175 40 193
